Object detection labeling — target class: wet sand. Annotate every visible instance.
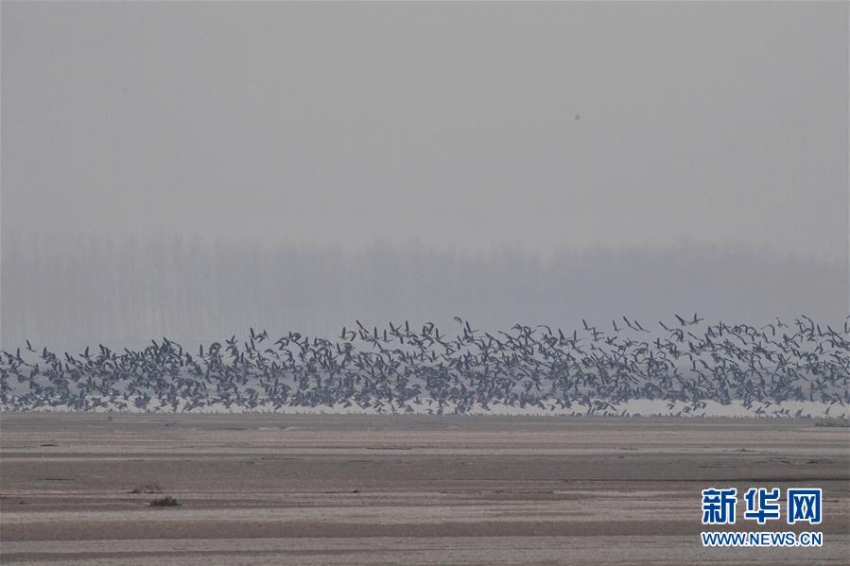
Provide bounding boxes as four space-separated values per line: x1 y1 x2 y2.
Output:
1 414 848 564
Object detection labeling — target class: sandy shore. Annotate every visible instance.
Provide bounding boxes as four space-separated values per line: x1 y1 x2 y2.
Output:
1 414 848 564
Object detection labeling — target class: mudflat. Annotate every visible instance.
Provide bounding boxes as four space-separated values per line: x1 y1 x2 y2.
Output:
1 414 848 565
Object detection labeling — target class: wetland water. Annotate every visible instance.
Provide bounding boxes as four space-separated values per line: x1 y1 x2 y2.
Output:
1 414 848 565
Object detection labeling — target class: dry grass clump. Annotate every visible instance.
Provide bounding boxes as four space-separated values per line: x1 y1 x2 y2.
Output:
128 483 163 494
149 496 180 507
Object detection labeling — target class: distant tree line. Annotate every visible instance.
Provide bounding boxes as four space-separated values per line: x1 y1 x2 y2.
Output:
1 229 846 353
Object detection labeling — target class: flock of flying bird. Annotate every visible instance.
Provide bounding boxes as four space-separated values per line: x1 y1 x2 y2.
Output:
1 314 848 417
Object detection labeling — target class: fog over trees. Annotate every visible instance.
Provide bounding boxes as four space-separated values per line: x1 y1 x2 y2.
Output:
2 230 845 353
3 4 846 356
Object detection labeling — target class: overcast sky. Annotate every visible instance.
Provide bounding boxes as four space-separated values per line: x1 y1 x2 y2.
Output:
1 2 848 350
3 1 847 258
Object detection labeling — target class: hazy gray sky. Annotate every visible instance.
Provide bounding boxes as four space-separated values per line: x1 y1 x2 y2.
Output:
1 2 848 351
3 1 847 258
